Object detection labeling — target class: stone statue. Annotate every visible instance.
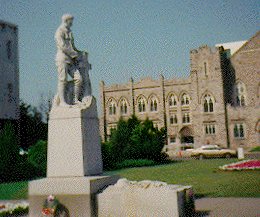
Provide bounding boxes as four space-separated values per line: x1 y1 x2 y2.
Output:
53 14 92 108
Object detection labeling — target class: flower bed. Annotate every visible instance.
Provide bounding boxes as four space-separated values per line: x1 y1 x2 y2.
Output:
0 201 29 216
219 160 260 171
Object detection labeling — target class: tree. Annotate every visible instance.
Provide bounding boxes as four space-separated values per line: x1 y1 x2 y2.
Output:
0 122 20 182
102 116 167 169
130 119 166 161
28 140 47 176
19 101 48 150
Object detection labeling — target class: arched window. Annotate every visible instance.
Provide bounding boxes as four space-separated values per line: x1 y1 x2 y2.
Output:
204 94 214 112
120 98 128 115
205 124 216 135
234 123 245 138
182 113 190 123
108 99 116 115
181 93 190 105
169 94 177 107
170 114 178 124
236 82 246 106
150 96 158 112
138 97 146 113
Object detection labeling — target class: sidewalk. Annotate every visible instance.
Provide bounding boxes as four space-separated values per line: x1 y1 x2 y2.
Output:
1 198 260 216
195 197 260 217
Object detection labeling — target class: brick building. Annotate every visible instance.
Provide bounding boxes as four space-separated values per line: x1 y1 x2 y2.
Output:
100 31 260 150
0 20 19 128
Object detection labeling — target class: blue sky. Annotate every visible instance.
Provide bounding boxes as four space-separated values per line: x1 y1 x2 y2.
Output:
0 0 259 110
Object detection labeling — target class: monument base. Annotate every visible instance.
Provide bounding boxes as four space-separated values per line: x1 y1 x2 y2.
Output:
29 175 119 217
97 179 194 217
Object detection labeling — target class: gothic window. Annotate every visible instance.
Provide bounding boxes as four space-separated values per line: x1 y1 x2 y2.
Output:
205 124 216 135
170 114 178 124
6 40 12 60
204 62 208 76
169 94 177 107
181 93 190 105
169 136 176 143
108 99 116 115
120 98 128 115
234 123 245 139
150 96 158 112
138 97 146 113
204 94 214 112
182 113 190 123
236 82 246 106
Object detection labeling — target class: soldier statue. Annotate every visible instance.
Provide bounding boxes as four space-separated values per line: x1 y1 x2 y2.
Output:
54 14 92 108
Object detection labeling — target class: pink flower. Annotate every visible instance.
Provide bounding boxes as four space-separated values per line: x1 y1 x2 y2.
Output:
47 195 55 202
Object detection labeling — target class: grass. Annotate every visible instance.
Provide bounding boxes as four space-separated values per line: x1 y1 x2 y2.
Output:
106 159 260 198
0 159 259 199
0 181 28 200
250 146 260 152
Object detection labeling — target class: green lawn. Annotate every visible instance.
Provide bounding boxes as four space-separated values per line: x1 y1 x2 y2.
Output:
0 159 259 199
107 159 260 198
0 181 28 200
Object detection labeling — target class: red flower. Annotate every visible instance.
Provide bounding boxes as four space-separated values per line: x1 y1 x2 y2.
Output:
227 160 260 169
42 208 54 216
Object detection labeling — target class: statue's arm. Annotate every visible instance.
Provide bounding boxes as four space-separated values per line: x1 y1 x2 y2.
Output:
55 30 78 58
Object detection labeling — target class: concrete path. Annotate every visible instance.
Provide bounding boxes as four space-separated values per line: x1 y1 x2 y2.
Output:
195 197 260 217
1 198 260 216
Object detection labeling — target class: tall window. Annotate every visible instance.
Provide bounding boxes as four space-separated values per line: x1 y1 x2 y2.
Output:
181 93 190 105
108 99 116 115
204 62 208 76
138 97 146 113
236 82 246 106
182 113 190 123
169 94 177 107
6 40 12 60
120 99 128 115
205 124 216 135
204 94 214 112
150 96 158 112
234 123 245 139
169 136 176 144
170 114 178 124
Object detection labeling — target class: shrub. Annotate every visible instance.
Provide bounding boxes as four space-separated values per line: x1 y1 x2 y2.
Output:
28 140 47 176
115 159 156 169
102 116 167 170
101 142 117 170
250 146 260 152
0 122 20 182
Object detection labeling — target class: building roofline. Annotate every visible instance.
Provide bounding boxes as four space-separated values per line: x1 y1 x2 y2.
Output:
231 30 260 58
0 20 18 28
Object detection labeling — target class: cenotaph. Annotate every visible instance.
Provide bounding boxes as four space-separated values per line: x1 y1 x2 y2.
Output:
28 14 118 217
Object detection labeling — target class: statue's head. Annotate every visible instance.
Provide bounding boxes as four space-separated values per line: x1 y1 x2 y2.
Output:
62 14 74 28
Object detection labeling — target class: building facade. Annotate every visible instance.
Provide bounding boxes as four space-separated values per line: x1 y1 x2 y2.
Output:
100 31 260 150
0 20 19 128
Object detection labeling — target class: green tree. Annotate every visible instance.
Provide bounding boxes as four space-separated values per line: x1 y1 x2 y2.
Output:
28 140 47 176
130 119 166 161
0 122 20 182
19 101 48 150
102 116 167 169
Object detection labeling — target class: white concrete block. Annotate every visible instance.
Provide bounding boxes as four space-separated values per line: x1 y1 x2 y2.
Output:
97 179 194 217
47 97 103 177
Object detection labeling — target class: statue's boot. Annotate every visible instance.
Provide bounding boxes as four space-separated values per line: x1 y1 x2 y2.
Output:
58 82 70 107
74 77 82 105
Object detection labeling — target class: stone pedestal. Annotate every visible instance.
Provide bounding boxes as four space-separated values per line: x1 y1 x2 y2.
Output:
97 179 194 217
29 176 119 217
29 97 119 217
47 97 102 177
